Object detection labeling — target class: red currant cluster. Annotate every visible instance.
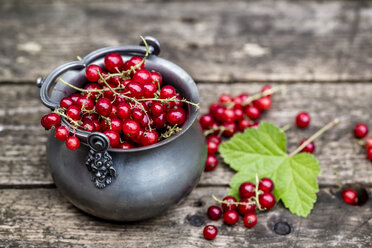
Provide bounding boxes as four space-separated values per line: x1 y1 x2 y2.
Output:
203 177 276 240
41 50 198 150
354 123 372 161
200 85 278 172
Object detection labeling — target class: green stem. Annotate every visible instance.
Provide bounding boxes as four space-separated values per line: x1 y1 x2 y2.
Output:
212 195 255 207
280 124 291 132
289 118 340 157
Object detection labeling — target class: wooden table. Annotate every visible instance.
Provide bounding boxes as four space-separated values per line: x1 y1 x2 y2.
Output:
1 0 372 247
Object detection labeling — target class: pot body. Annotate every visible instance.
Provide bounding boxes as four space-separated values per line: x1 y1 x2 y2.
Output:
47 122 206 221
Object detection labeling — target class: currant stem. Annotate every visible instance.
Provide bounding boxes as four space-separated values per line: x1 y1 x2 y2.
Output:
212 195 255 207
203 125 232 136
137 97 200 110
332 165 342 189
289 118 340 157
280 124 291 132
254 174 264 211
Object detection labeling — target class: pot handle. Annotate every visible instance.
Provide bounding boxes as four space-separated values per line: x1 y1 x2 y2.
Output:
85 132 116 189
37 36 161 110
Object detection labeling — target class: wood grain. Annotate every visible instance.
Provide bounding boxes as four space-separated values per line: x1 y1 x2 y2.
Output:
0 83 371 186
1 0 372 82
0 186 371 247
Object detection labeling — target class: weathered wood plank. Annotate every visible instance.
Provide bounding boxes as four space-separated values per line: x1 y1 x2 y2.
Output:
1 0 372 82
0 83 371 186
0 186 371 247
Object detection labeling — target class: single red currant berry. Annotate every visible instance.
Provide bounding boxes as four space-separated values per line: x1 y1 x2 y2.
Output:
108 75 121 87
60 97 74 109
238 119 251 132
234 108 244 121
110 105 118 118
219 93 233 103
222 108 236 123
152 113 167 129
55 126 69 141
367 148 372 161
117 102 131 120
221 196 237 211
82 121 95 132
70 93 81 104
223 210 239 225
173 95 184 108
92 119 103 132
239 182 256 199
237 198 256 216
207 140 219 155
139 115 151 128
142 82 157 98
207 135 221 146
131 128 144 144
124 81 144 98
84 83 101 99
96 98 113 117
205 155 218 172
253 96 272 111
259 192 276 210
222 122 237 137
123 56 145 71
104 53 124 73
354 123 369 139
103 130 120 148
166 108 186 126
76 96 95 111
160 85 176 99
243 213 257 228
109 118 122 133
150 71 162 87
85 64 103 82
133 69 152 84
341 189 358 205
259 178 274 193
296 112 311 128
46 113 62 129
365 137 372 150
150 102 165 117
207 206 222 220
132 109 145 122
245 105 261 120
261 85 272 97
65 136 80 150
122 119 140 138
199 114 215 129
141 130 159 146
203 225 218 240
210 104 225 123
118 141 134 149
300 139 315 153
103 85 116 100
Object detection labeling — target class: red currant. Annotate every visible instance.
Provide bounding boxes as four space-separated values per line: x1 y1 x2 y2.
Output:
207 135 221 146
210 104 225 123
76 96 94 111
341 189 358 205
96 98 112 117
70 93 81 104
109 118 122 133
239 182 256 198
42 113 61 129
122 119 140 138
124 81 144 98
166 108 186 126
365 137 372 150
82 121 95 132
133 69 152 84
207 205 222 220
245 105 261 120
104 130 120 148
141 130 159 146
199 114 215 129
104 53 124 73
222 122 237 137
150 102 164 117
261 85 272 97
123 56 144 71
222 108 236 123
296 112 311 128
85 64 103 82
253 96 272 111
243 213 257 228
84 83 101 99
66 106 81 121
205 155 218 171
234 108 244 121
203 225 218 240
223 210 239 225
237 119 251 132
55 126 69 141
219 93 233 103
258 178 274 193
118 141 134 149
367 148 372 161
354 123 369 139
237 198 256 216
65 136 80 150
300 139 315 153
150 71 162 87
117 102 131 120
221 196 237 211
160 85 176 99
152 113 166 129
207 140 219 155
258 192 276 210
60 97 74 109
142 82 157 98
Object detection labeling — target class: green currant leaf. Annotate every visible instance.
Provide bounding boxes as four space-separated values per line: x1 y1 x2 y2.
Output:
219 122 321 217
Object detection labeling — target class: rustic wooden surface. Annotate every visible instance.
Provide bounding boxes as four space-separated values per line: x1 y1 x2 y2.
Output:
1 0 372 247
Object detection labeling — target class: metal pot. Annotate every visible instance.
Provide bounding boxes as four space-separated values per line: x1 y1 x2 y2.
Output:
37 37 207 221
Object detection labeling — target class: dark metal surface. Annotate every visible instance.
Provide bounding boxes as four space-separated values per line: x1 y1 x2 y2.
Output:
40 37 207 221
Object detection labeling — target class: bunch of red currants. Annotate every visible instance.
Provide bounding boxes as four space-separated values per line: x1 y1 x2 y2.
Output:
41 52 197 150
203 177 276 240
200 85 276 172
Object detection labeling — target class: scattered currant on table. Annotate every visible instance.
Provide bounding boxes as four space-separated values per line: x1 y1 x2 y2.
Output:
341 188 358 206
295 111 311 128
354 123 369 139
200 85 285 172
203 225 218 240
40 38 199 151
